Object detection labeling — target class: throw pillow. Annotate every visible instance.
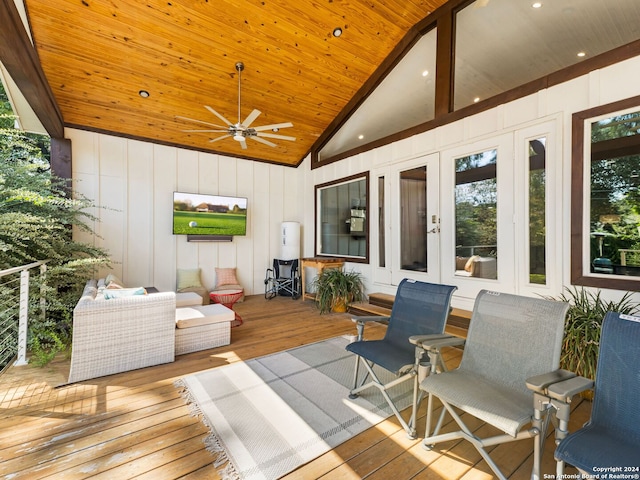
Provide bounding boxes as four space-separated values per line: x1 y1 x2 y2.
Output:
464 255 480 273
104 287 147 299
215 267 239 287
105 273 125 289
177 268 203 291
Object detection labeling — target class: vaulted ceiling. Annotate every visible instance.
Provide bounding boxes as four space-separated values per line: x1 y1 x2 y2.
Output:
17 0 449 166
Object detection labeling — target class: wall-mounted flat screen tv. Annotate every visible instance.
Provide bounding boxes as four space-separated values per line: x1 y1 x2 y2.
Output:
173 192 248 236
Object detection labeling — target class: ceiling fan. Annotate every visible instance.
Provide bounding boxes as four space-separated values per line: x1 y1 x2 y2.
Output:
176 62 295 150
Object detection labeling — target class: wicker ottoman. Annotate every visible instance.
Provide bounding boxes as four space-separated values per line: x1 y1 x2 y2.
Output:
175 304 234 355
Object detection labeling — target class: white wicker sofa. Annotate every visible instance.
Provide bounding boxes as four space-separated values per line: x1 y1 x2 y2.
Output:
68 279 176 383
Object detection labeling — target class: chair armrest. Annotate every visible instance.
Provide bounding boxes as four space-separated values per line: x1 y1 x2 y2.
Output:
352 315 390 341
526 369 576 394
352 316 390 324
409 334 465 349
547 376 594 403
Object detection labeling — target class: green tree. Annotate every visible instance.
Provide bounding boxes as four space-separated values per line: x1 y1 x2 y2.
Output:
0 82 110 365
455 151 498 256
589 113 640 267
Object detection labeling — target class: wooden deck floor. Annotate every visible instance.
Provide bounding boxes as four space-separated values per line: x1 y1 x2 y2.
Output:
0 294 590 479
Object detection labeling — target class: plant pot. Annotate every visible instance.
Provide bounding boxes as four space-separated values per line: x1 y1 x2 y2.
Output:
332 300 348 313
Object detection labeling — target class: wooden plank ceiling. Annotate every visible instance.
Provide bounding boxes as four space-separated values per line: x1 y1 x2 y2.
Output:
23 0 448 166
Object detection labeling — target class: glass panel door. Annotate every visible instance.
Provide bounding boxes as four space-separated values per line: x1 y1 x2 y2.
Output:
440 134 514 300
391 154 440 285
516 120 560 297
371 167 392 285
454 149 498 280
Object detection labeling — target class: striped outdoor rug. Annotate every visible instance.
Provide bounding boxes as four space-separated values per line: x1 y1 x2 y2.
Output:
175 336 413 480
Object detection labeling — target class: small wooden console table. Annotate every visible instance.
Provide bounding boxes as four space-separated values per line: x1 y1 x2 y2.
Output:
300 257 345 302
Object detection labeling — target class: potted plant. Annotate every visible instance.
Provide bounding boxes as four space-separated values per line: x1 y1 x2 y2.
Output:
312 268 365 314
552 287 639 384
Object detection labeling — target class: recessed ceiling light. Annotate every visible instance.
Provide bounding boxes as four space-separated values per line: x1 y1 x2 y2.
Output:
422 70 429 77
138 90 150 98
332 27 343 37
532 2 542 8
358 134 364 140
474 97 480 103
577 51 586 57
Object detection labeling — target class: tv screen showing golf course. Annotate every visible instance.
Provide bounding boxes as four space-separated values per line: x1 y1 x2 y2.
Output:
173 192 248 236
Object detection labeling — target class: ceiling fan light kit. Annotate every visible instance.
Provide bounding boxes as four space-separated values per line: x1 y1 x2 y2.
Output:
177 61 295 150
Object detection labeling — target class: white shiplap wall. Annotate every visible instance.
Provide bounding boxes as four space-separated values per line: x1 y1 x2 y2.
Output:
308 54 640 307
69 54 640 306
70 129 306 295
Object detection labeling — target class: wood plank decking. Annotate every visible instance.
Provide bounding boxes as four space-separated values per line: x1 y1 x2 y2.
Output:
0 294 590 479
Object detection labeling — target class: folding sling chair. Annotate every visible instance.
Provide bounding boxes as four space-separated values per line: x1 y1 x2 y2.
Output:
554 311 640 476
264 258 300 300
345 279 457 438
418 290 571 480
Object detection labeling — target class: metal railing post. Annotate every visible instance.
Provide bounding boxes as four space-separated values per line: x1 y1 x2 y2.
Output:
40 263 47 322
15 269 30 366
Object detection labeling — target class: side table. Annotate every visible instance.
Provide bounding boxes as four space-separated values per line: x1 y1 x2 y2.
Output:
209 289 244 327
300 257 345 302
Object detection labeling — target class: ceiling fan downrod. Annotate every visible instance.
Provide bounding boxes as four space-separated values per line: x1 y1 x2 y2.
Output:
234 62 245 141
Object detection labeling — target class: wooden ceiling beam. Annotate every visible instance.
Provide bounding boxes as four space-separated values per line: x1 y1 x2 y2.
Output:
0 0 64 139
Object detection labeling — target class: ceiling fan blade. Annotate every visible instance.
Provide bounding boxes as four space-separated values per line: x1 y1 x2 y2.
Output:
175 115 227 129
250 136 277 148
204 105 234 126
242 109 262 128
208 134 231 144
182 129 229 133
252 122 294 132
256 132 296 141
239 138 248 150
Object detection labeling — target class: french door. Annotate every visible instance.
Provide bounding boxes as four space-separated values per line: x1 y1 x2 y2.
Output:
371 121 559 302
372 154 441 287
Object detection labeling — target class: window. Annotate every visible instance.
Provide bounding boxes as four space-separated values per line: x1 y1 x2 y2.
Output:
572 97 640 290
454 150 498 279
378 175 386 268
399 166 427 272
454 0 640 111
529 138 547 285
317 29 437 161
315 172 369 261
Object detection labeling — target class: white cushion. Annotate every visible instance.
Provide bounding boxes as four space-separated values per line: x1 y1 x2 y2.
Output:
175 291 203 307
175 304 234 329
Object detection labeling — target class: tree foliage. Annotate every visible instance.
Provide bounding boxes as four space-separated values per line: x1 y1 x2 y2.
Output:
0 83 110 364
455 152 498 256
589 113 640 266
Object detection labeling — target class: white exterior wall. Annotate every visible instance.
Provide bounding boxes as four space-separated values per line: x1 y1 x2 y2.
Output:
306 55 640 309
70 129 306 295
70 55 640 307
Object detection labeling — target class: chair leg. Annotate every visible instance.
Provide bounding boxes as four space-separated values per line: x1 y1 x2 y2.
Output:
531 398 546 480
349 357 417 438
553 401 571 480
408 372 422 439
349 355 361 394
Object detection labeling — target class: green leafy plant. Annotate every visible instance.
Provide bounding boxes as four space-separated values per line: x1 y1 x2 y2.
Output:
1 83 110 366
312 268 365 314
551 286 639 381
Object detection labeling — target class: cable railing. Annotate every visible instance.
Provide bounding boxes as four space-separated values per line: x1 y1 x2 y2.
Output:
0 260 48 371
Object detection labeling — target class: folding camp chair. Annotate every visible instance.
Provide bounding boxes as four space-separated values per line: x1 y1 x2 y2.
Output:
554 311 640 476
264 259 300 300
418 290 571 480
345 279 457 438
